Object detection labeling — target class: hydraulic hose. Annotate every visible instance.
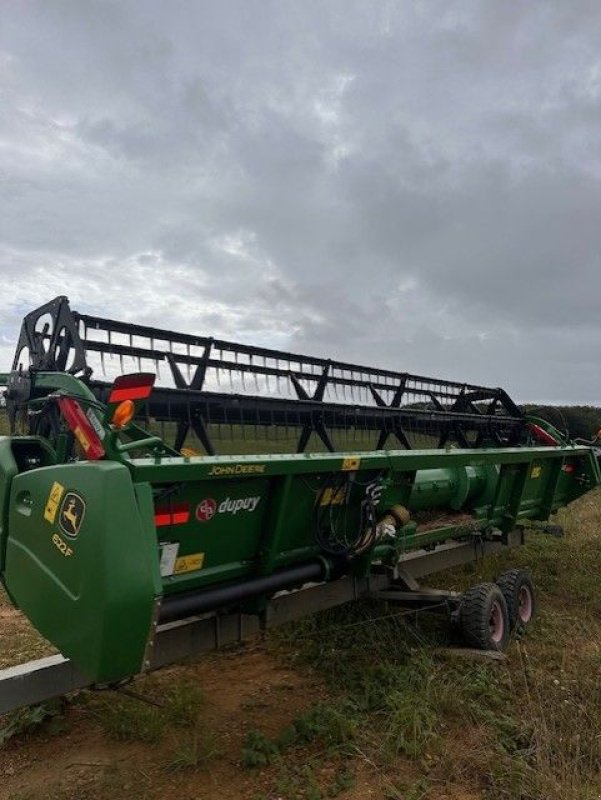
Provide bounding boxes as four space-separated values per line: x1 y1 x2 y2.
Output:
158 561 325 624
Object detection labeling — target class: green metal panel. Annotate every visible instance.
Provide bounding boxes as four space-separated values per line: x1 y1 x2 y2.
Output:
127 445 598 482
144 446 599 597
4 462 161 683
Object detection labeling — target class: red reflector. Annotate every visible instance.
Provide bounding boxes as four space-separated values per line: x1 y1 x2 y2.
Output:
563 463 576 474
154 503 190 527
529 423 559 446
109 373 155 404
58 397 105 460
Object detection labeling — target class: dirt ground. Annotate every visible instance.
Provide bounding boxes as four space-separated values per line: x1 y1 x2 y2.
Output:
0 596 494 800
0 639 433 800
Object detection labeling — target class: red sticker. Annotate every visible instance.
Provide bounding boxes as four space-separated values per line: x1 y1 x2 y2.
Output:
196 498 217 522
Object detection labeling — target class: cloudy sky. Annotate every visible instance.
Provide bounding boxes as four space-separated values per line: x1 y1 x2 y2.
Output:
1 1 600 403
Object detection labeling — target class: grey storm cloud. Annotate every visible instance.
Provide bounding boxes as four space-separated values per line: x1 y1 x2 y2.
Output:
1 1 601 403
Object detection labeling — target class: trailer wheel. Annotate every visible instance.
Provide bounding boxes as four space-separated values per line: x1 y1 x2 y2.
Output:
459 583 510 651
496 569 536 630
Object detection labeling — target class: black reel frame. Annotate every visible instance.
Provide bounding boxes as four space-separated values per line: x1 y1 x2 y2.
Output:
5 296 527 455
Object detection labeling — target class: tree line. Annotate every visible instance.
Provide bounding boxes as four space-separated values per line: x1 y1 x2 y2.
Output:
522 405 601 442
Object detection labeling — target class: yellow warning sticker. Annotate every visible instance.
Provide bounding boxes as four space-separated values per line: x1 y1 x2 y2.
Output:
341 456 361 471
531 465 542 479
174 552 205 574
319 486 348 506
44 481 65 524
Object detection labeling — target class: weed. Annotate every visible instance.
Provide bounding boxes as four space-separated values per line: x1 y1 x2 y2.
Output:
242 700 357 770
167 728 220 771
0 699 65 744
275 762 355 800
276 763 322 800
89 677 205 743
241 729 280 768
382 688 438 758
92 694 166 743
286 703 357 749
405 778 431 800
164 681 205 727
327 766 356 795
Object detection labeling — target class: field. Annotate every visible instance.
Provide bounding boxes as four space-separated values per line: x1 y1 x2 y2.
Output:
0 491 601 800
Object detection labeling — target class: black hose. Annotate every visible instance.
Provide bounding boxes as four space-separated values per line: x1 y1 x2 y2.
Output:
158 561 325 624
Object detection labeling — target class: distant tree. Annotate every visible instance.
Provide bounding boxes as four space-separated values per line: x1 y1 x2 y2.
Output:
521 405 601 441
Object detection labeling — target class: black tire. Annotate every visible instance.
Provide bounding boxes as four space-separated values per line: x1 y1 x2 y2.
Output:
459 582 510 651
496 569 536 631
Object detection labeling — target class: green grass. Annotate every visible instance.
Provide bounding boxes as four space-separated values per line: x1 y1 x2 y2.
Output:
254 489 601 799
87 678 206 743
0 699 67 745
166 728 220 771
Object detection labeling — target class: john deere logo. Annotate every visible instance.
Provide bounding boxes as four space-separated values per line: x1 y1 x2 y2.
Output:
59 493 86 538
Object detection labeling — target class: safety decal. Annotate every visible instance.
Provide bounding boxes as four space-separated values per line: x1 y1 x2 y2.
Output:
174 553 205 574
86 407 106 440
159 543 204 576
58 492 86 538
530 465 542 479
341 456 361 471
318 486 348 506
159 542 179 576
44 481 65 524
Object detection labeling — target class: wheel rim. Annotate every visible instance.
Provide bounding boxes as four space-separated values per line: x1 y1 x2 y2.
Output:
489 600 505 644
518 585 533 623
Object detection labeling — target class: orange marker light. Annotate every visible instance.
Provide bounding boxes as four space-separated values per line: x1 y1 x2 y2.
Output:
112 399 135 428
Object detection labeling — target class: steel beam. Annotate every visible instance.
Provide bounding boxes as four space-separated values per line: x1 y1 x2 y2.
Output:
0 655 88 715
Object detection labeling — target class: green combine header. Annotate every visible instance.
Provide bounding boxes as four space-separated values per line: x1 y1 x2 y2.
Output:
0 296 598 690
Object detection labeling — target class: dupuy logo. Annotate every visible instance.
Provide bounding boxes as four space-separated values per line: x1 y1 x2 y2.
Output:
59 492 86 538
195 495 261 522
196 497 217 522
